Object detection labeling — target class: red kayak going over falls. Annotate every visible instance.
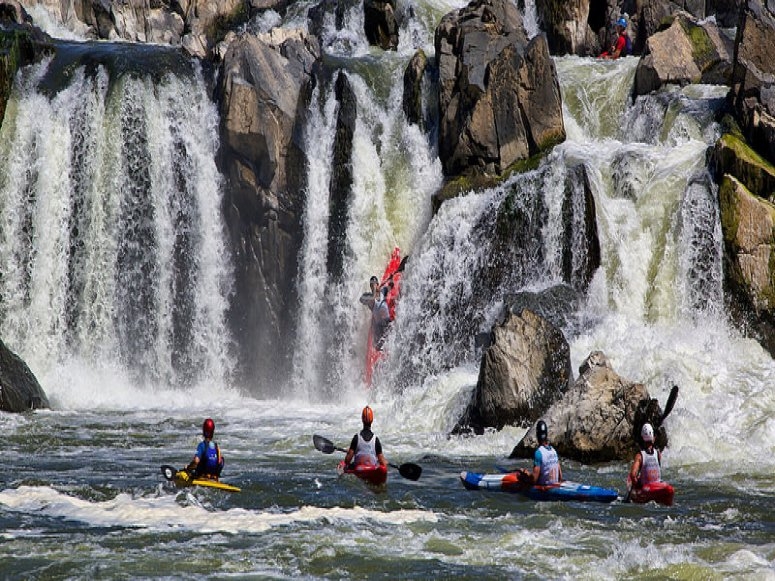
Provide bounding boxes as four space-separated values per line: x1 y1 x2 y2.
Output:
361 247 404 385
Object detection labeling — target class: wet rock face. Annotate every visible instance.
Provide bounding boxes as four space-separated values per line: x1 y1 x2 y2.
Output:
216 30 321 390
363 0 399 50
435 0 564 178
730 0 775 167
0 338 50 413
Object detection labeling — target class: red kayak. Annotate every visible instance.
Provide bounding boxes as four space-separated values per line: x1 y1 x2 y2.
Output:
365 247 403 385
337 460 388 486
629 481 675 506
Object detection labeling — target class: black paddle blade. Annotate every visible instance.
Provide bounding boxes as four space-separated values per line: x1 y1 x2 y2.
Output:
658 386 679 425
160 465 177 481
396 255 409 273
313 434 336 454
394 462 422 481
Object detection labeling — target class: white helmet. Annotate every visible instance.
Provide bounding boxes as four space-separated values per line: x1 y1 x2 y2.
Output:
641 423 654 443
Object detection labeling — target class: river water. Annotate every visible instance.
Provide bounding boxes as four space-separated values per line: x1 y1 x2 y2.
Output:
1 0 775 578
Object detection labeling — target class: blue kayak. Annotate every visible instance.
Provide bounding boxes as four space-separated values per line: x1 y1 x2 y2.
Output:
460 471 618 503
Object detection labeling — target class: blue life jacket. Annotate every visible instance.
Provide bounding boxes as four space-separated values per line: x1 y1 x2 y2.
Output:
197 440 221 473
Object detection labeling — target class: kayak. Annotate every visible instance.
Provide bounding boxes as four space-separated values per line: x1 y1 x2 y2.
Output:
338 460 388 486
365 247 403 385
628 481 675 506
160 465 241 493
460 471 618 503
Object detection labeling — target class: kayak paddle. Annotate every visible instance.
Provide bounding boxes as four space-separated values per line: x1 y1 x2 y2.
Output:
160 464 178 481
312 434 422 481
657 385 679 426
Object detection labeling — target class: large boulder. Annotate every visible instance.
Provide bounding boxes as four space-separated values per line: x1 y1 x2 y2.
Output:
633 11 734 96
729 0 775 167
0 338 49 412
719 172 775 356
509 351 660 463
363 0 398 50
534 0 601 56
455 309 572 434
435 0 565 178
216 29 320 391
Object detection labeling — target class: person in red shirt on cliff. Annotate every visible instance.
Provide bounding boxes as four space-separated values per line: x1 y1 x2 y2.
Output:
601 17 631 59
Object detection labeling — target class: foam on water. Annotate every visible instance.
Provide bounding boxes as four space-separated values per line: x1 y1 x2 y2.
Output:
0 486 437 534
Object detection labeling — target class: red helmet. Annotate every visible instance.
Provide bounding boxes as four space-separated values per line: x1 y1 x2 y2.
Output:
202 418 215 438
361 406 374 425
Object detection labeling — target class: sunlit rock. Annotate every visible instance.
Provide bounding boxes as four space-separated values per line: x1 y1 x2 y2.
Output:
719 173 775 356
435 0 565 178
633 11 734 96
729 0 775 167
509 351 660 463
454 309 572 434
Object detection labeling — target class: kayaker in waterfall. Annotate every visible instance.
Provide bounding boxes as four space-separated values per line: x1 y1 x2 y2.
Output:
519 420 563 485
360 283 392 351
628 422 662 489
600 16 631 59
185 418 225 480
359 275 380 310
344 406 388 468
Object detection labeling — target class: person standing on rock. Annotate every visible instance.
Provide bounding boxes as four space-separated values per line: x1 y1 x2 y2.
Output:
601 16 631 59
519 420 563 485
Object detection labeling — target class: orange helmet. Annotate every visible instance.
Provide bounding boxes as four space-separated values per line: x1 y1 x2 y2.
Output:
202 418 215 438
361 406 374 425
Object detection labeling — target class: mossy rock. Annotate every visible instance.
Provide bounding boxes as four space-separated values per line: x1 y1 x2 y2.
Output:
432 152 546 213
714 132 775 203
719 174 775 308
680 19 718 74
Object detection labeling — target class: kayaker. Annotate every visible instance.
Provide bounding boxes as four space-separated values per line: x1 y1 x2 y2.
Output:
629 422 662 488
186 418 225 480
360 276 392 349
600 16 630 59
519 420 563 485
359 275 380 310
344 406 388 468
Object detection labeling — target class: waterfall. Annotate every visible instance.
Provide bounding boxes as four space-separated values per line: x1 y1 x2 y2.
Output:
290 60 443 398
0 46 233 395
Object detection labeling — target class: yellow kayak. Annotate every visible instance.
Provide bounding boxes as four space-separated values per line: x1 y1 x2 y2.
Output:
161 465 241 493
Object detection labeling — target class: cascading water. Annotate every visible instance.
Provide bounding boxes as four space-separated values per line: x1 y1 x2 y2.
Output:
2 3 775 579
0 44 233 406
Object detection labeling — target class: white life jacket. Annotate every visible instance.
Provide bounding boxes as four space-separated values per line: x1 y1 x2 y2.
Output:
354 433 378 466
536 445 560 485
638 448 662 486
